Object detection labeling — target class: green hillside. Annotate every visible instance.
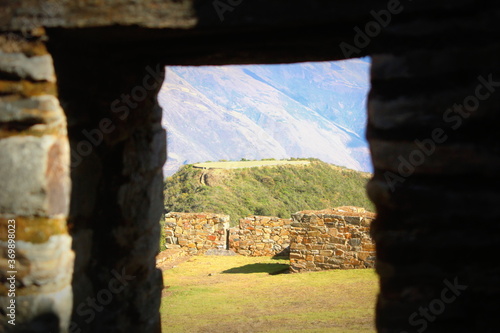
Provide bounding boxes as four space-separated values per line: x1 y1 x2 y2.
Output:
163 159 373 225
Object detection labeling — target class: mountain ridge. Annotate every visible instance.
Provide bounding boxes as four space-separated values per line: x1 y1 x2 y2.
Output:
160 59 371 176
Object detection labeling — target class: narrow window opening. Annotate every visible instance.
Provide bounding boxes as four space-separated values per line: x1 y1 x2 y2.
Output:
160 57 376 333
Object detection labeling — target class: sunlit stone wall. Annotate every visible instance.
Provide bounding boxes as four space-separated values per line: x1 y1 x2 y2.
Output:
289 207 375 273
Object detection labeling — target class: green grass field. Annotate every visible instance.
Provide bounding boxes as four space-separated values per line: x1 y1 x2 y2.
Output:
161 256 378 333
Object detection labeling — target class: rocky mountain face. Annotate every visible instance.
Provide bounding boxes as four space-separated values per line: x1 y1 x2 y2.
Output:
159 58 371 176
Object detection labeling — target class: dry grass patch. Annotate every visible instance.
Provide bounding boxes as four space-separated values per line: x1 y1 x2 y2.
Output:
161 256 377 333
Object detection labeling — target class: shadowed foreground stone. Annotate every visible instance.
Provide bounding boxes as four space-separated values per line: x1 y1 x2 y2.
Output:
368 18 500 330
47 41 166 331
0 31 73 333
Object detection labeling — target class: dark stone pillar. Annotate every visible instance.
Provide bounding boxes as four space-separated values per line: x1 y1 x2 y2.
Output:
368 40 500 332
49 39 165 332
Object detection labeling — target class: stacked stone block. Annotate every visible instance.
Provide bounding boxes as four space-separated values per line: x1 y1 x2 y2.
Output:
0 30 73 332
51 47 167 332
164 212 230 255
229 216 291 256
289 207 375 273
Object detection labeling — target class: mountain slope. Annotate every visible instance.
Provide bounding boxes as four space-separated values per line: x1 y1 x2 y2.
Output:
159 59 371 176
164 159 373 224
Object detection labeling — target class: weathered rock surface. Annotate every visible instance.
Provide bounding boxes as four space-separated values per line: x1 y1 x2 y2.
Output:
0 32 73 333
0 51 55 81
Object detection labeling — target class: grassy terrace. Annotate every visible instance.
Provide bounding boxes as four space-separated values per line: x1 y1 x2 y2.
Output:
164 159 373 224
193 160 311 169
161 256 377 333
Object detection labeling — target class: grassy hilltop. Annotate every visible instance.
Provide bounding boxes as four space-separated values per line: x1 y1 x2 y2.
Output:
163 158 373 224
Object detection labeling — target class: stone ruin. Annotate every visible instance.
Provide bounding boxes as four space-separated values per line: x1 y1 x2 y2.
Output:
289 207 376 273
164 212 230 255
2 1 499 332
229 216 292 257
164 207 375 273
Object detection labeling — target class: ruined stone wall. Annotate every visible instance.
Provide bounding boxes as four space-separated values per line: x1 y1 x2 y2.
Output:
165 210 374 263
229 216 291 257
164 212 230 255
289 207 375 273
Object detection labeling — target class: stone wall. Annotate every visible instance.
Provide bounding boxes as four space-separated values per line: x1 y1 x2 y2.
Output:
0 30 74 332
50 44 167 332
289 207 375 273
2 2 500 332
164 212 230 255
229 216 291 257
165 210 374 263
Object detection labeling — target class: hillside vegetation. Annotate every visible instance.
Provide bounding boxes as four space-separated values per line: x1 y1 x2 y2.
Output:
164 159 373 224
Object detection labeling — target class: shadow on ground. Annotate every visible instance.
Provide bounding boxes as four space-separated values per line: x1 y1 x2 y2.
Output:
222 262 290 275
